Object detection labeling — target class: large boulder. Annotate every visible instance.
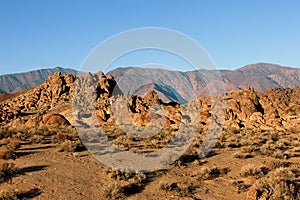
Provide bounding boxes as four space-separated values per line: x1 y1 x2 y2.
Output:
41 113 71 126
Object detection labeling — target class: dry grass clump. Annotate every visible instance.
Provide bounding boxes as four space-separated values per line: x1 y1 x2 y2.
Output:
233 151 253 159
231 180 252 193
197 166 227 180
0 162 17 183
51 127 78 143
0 128 15 140
272 149 289 159
28 135 45 144
248 167 300 200
239 164 265 178
103 183 125 200
0 126 78 145
259 141 277 156
103 171 147 199
106 168 147 185
0 127 31 142
0 139 20 160
0 147 16 160
259 139 291 159
0 189 19 200
57 139 82 152
122 172 147 196
268 160 291 170
241 146 257 153
159 180 195 197
106 169 135 181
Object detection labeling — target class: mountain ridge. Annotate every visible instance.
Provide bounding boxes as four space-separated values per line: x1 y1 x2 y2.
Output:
1 63 300 99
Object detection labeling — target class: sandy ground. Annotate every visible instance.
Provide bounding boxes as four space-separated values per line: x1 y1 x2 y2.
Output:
2 140 299 200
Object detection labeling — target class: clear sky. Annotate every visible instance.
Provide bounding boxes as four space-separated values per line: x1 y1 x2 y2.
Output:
0 0 300 74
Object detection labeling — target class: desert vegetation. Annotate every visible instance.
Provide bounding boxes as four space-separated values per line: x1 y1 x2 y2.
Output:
0 71 299 199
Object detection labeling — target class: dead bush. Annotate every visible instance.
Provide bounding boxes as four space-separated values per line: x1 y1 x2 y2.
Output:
239 164 264 178
0 188 19 200
268 160 291 170
28 135 45 144
0 146 16 160
248 167 300 200
233 152 253 159
0 162 17 183
159 180 195 197
231 180 252 193
197 166 226 180
57 140 82 152
103 183 125 200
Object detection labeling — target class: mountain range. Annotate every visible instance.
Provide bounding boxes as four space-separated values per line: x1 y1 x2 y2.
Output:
1 63 300 102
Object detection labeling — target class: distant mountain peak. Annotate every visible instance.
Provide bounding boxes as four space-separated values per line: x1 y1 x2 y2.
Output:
238 62 295 71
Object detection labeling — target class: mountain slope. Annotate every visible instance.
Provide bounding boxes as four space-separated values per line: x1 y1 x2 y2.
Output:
109 63 300 102
0 67 78 93
222 63 300 91
1 63 300 102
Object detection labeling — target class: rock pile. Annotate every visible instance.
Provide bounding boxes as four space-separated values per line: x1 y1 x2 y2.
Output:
0 72 75 125
0 71 299 131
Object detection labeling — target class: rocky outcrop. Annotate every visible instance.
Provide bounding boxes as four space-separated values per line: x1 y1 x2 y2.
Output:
0 71 299 132
0 72 75 125
221 86 300 131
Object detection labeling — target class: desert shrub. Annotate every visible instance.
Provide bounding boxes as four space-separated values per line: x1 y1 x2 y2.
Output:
28 135 44 144
0 189 19 200
103 183 125 199
57 140 82 152
241 146 257 153
259 142 277 156
0 127 31 142
197 166 226 180
233 152 253 159
160 181 178 191
249 167 300 200
239 164 264 178
0 138 21 160
128 172 147 186
6 139 20 150
268 160 291 170
231 180 252 193
0 128 14 140
159 180 195 197
271 132 279 142
272 150 289 159
0 162 17 183
106 169 133 181
0 147 16 160
226 135 242 148
51 127 79 143
275 139 291 150
106 168 147 184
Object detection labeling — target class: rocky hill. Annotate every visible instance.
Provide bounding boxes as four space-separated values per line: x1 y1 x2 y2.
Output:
0 71 299 133
0 67 78 94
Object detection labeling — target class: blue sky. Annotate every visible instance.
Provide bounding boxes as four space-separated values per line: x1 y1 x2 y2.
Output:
0 0 300 74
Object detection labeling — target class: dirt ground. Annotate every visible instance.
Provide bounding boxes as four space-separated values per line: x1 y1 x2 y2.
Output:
1 139 299 200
